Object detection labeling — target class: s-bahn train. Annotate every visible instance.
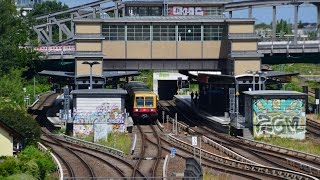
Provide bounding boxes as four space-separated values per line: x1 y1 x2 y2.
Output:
124 81 158 122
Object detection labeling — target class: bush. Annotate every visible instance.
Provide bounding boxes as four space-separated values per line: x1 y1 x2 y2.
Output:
0 107 41 146
0 146 56 179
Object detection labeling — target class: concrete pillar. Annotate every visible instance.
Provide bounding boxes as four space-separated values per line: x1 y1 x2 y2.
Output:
293 4 299 44
248 6 252 18
272 6 277 41
317 4 320 38
59 27 62 42
115 2 119 18
48 19 52 44
229 11 232 18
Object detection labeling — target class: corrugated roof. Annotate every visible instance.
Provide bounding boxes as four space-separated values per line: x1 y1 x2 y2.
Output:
71 89 127 95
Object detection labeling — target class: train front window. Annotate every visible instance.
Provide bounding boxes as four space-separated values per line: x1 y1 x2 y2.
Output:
136 97 144 107
145 97 153 107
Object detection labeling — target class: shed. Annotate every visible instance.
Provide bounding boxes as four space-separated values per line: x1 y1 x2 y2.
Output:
243 90 307 140
0 120 22 156
71 89 127 142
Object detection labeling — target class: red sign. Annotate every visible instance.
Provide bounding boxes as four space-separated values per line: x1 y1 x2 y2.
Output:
170 6 206 16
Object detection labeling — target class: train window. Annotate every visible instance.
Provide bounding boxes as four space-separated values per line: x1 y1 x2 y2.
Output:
136 97 144 107
145 97 154 107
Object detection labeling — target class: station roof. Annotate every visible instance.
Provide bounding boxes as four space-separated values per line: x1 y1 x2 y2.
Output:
122 0 231 5
39 70 140 78
71 89 127 95
243 90 306 96
74 17 255 23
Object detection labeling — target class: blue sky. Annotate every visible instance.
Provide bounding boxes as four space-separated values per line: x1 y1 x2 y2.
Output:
59 0 317 23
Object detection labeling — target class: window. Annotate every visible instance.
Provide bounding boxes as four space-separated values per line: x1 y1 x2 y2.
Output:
127 25 150 41
136 97 144 107
178 25 201 41
206 7 223 16
203 25 224 40
145 97 154 107
153 25 175 41
102 24 125 40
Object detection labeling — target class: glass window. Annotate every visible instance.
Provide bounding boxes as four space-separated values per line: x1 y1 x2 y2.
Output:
102 24 125 40
145 97 154 107
136 97 144 107
127 25 150 41
206 7 223 16
153 25 175 41
203 25 224 41
178 25 201 41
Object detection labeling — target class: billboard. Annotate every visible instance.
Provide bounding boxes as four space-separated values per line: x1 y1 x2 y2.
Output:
169 6 206 16
253 99 306 139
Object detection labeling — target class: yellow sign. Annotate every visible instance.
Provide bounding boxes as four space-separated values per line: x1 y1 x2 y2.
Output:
236 91 240 96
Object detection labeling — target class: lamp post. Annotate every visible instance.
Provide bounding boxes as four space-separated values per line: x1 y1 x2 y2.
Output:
82 61 100 89
246 70 256 91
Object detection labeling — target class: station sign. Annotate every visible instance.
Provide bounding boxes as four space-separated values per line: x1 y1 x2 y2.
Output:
170 6 206 16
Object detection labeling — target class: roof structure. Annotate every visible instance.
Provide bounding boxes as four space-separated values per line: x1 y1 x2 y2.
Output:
0 120 23 139
243 90 306 96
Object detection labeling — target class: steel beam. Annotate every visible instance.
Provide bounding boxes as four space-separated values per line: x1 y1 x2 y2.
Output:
293 3 299 45
248 6 252 18
317 4 320 39
272 6 277 41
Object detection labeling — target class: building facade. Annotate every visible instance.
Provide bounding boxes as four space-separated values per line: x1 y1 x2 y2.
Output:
73 0 262 88
0 121 21 156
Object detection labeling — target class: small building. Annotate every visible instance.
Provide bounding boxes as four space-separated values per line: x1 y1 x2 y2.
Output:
243 90 307 140
71 89 127 142
0 120 22 156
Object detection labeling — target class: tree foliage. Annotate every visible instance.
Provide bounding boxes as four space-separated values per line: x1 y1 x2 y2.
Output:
0 0 41 77
0 107 41 146
0 146 56 179
276 19 292 36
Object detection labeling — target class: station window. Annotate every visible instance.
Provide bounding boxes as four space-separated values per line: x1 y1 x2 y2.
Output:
178 25 201 41
206 7 223 16
126 6 163 17
102 24 125 40
153 25 175 41
127 25 150 41
203 25 224 40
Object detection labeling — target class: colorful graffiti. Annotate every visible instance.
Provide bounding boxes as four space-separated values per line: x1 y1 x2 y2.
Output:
73 102 126 142
73 102 125 124
253 99 306 139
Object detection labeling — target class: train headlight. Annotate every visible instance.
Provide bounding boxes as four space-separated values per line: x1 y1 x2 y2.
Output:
151 109 154 112
135 109 139 112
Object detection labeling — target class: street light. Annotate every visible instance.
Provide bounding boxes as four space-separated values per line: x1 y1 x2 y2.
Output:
82 61 100 89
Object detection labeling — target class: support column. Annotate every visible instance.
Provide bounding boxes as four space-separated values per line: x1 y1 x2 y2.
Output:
272 6 277 41
59 27 62 42
93 7 96 18
229 11 232 18
114 2 119 18
48 18 52 45
248 6 252 18
317 4 320 38
293 3 299 44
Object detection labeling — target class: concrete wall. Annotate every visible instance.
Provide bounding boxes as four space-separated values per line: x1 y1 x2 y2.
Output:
0 127 13 156
76 24 101 34
102 40 226 59
76 60 103 76
232 42 257 51
76 42 102 52
229 24 254 34
234 59 260 76
252 98 306 139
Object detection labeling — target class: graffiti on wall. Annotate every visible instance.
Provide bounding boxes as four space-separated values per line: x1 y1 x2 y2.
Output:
73 102 126 141
253 99 306 139
73 102 125 124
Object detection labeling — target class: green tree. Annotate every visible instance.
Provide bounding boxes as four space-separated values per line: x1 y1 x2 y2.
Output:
255 23 271 29
0 0 40 76
276 19 292 36
0 107 41 146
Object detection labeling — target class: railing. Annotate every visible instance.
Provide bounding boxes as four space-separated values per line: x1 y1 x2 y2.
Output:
52 134 125 157
37 142 63 180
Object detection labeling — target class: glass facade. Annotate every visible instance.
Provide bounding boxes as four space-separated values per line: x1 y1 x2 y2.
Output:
102 23 224 41
126 6 163 17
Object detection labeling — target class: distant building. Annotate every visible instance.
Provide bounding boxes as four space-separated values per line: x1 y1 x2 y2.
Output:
0 120 22 156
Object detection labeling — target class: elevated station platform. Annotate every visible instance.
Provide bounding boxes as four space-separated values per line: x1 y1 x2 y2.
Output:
174 95 230 133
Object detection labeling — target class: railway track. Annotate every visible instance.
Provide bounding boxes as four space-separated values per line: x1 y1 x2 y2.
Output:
307 118 320 136
32 92 146 179
133 124 162 178
158 100 319 179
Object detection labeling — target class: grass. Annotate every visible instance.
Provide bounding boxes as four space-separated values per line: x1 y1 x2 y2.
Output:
255 136 320 156
203 168 231 180
96 132 132 155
